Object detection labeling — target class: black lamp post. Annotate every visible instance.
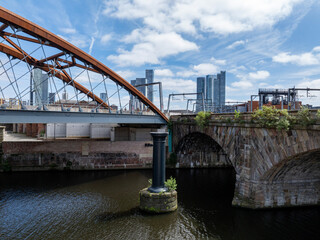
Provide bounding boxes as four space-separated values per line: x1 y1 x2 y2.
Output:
148 132 168 193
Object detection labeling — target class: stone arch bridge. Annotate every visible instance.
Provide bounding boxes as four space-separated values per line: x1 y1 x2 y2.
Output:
171 114 320 208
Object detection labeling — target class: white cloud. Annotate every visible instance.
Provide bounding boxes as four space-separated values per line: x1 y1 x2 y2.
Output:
107 31 198 66
116 70 136 79
101 34 112 44
103 0 302 35
176 57 226 77
210 57 226 65
88 37 95 55
226 40 247 49
231 81 253 88
272 49 320 66
312 46 320 52
194 63 219 75
248 70 270 80
155 69 174 77
159 77 196 93
60 27 77 34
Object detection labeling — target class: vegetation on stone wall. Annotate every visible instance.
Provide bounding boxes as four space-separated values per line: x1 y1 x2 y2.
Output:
195 111 211 129
252 106 317 131
317 109 320 118
147 177 177 192
165 176 177 191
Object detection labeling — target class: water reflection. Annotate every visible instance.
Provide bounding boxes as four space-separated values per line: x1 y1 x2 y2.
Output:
0 169 319 240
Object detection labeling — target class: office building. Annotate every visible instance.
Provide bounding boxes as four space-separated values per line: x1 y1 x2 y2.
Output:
214 71 226 108
62 90 68 100
32 68 48 106
146 69 154 102
49 93 55 104
196 77 205 111
100 93 107 102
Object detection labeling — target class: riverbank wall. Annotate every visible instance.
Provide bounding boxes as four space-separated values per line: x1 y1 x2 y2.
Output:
2 140 153 171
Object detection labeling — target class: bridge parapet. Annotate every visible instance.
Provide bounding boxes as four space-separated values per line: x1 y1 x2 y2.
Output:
171 113 320 208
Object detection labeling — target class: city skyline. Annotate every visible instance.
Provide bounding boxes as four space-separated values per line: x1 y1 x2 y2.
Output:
1 1 320 110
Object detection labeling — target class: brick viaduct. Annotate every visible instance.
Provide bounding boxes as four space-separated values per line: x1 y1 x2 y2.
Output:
171 114 320 208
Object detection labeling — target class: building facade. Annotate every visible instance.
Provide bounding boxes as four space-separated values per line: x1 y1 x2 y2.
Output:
32 68 48 106
146 69 154 102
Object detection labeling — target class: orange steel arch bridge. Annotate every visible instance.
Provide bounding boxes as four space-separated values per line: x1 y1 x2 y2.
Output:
0 7 168 125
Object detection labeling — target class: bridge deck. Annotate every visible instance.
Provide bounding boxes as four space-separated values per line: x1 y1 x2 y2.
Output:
0 109 167 124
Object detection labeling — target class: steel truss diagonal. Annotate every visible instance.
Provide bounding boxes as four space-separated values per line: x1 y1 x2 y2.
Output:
0 6 168 122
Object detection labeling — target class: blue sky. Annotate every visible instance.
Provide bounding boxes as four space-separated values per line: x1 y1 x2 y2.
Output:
2 0 320 108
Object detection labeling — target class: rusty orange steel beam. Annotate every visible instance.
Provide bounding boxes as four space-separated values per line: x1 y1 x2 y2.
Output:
0 43 109 109
1 31 53 46
38 52 65 64
56 58 99 73
0 6 168 122
0 23 8 32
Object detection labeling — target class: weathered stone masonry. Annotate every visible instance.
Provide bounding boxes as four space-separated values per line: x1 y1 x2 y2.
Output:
2 140 153 170
172 116 320 208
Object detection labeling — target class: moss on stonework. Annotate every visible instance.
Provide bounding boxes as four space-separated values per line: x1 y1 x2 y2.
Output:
144 206 160 213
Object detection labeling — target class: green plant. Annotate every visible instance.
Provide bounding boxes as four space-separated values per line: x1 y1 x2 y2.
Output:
165 176 177 191
252 106 280 128
277 118 290 131
317 110 320 118
39 129 45 137
226 117 232 124
195 111 211 129
252 106 293 131
234 110 241 122
148 179 152 187
296 106 315 126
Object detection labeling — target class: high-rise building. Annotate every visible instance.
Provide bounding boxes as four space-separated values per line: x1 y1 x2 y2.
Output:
196 77 205 111
62 90 68 100
32 68 48 106
213 71 226 110
135 78 147 96
49 93 55 104
100 93 107 102
206 75 214 103
146 69 154 102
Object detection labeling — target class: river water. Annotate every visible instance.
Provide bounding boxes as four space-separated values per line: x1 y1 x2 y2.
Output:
0 169 319 240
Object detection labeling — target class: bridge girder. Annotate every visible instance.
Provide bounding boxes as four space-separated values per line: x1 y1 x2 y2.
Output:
0 6 168 122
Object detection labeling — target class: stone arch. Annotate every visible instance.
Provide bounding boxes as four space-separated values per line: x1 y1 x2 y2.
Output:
254 149 320 207
175 132 232 168
261 149 320 182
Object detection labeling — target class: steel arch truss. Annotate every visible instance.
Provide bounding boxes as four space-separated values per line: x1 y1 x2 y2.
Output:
0 6 167 122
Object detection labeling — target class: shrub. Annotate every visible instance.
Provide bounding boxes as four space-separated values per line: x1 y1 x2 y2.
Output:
165 176 177 191
252 106 293 131
296 106 315 126
148 179 152 187
195 111 211 129
252 106 280 128
234 110 241 122
316 109 320 119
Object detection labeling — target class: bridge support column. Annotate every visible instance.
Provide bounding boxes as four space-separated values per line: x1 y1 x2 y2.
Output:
233 177 320 209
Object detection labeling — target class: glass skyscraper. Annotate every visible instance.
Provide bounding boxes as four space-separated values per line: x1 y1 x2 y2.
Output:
196 77 205 111
32 68 48 106
215 71 225 108
146 69 154 102
196 71 226 112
